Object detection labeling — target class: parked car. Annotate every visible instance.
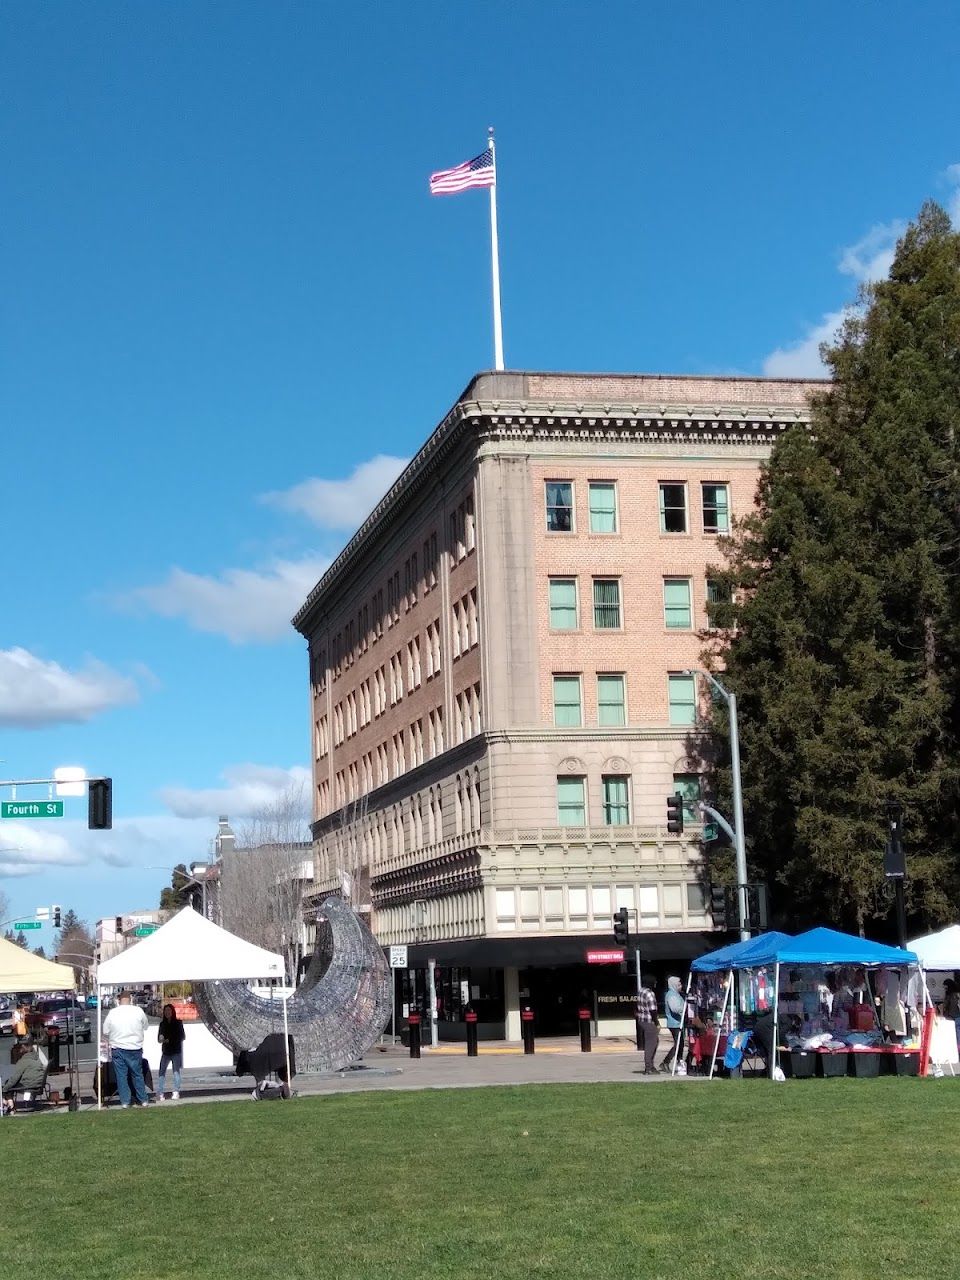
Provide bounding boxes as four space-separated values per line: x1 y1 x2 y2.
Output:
85 993 99 1008
26 997 92 1043
0 1007 15 1037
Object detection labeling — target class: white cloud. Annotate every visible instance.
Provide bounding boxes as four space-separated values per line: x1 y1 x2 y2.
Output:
0 647 139 729
763 167 960 378
0 823 87 878
762 308 847 379
762 221 907 378
122 555 329 643
262 455 409 529
159 764 311 821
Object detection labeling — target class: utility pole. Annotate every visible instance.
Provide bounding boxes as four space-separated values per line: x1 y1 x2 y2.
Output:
884 801 907 950
685 670 750 940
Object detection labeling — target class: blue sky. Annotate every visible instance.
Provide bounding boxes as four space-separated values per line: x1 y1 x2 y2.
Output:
2 2 959 938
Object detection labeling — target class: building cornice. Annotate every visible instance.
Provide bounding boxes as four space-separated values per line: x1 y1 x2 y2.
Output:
292 369 826 634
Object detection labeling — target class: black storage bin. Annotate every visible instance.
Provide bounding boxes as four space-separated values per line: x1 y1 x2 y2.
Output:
817 1052 847 1078
847 1051 881 1077
883 1051 919 1077
789 1050 816 1079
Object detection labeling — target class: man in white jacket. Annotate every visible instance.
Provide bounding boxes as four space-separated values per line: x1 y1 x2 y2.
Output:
102 992 150 1107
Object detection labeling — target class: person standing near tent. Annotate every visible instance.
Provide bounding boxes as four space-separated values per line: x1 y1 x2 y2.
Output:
635 976 660 1074
156 1004 185 1101
659 976 686 1072
102 991 150 1108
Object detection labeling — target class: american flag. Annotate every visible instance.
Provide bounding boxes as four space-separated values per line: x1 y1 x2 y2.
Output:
429 147 495 196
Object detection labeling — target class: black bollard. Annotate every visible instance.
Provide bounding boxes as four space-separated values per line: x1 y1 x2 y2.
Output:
521 1006 535 1055
47 1025 62 1074
408 1010 421 1059
465 1008 479 1057
635 1016 644 1053
579 1007 592 1053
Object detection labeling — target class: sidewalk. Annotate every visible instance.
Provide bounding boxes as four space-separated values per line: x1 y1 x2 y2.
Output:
74 1031 691 1110
0 1033 689 1115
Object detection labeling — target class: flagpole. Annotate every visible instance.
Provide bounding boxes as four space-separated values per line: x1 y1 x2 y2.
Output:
487 127 504 371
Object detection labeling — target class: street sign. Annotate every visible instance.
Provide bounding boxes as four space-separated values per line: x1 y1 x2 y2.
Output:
586 948 625 965
389 945 408 969
2 800 64 819
134 925 159 937
13 921 42 931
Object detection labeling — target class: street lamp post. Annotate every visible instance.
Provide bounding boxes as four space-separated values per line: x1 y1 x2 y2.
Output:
685 669 750 942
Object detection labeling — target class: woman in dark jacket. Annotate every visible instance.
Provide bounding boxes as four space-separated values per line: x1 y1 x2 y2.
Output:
157 1004 186 1100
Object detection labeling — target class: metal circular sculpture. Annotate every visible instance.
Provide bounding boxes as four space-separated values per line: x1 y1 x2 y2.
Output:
193 896 392 1073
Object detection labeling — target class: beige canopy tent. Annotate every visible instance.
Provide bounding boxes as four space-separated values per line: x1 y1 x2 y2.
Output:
0 934 76 1112
0 934 75 992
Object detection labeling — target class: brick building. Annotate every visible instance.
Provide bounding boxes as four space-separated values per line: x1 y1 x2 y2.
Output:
293 370 821 1039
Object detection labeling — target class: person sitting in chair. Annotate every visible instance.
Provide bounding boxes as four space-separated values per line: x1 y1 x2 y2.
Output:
3 1035 47 1113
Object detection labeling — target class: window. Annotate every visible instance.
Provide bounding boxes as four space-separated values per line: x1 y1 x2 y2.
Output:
706 578 733 627
588 482 617 533
557 776 586 826
686 883 708 914
552 675 583 727
668 673 697 726
597 674 626 726
602 775 630 826
702 483 730 534
673 773 702 826
545 481 574 532
549 578 578 630
659 482 687 534
663 577 693 629
593 578 622 629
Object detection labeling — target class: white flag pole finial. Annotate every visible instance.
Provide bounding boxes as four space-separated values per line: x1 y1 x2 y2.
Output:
487 128 505 371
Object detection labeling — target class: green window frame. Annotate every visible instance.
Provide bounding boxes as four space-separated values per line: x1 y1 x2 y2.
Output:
593 578 622 629
668 673 697 726
557 776 586 826
663 577 693 629
659 482 687 533
702 483 730 534
673 773 701 825
548 578 578 630
602 775 630 826
597 674 626 726
545 481 574 532
588 482 618 533
552 675 583 727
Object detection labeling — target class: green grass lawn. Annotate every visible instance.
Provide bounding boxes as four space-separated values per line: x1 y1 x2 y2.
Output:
3 1080 958 1280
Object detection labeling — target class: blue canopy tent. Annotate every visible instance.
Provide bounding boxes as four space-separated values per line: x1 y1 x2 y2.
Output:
681 927 917 1078
691 931 795 973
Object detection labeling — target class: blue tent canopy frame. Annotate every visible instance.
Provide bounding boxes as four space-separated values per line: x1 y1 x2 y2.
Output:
692 926 917 972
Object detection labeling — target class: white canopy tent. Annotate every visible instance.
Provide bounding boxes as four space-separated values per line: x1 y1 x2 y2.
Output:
908 924 960 973
95 907 286 1108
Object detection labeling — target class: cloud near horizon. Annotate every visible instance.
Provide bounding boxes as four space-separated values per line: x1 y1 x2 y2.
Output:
120 555 330 643
0 647 140 729
159 763 311 821
762 166 960 378
261 454 409 529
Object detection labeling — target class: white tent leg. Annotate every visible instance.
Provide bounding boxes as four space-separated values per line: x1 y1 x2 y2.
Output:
708 973 731 1080
770 962 780 1079
96 989 103 1112
671 974 692 1077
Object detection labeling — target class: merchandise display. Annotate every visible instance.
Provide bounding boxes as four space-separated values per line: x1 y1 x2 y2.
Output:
685 927 922 1080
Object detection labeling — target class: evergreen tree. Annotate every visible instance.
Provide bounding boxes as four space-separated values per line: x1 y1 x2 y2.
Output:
703 202 960 937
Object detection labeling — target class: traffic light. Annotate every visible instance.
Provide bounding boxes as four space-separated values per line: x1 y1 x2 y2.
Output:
710 884 729 927
52 905 62 929
88 778 113 830
613 906 629 948
746 884 769 932
115 916 123 936
666 792 684 835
